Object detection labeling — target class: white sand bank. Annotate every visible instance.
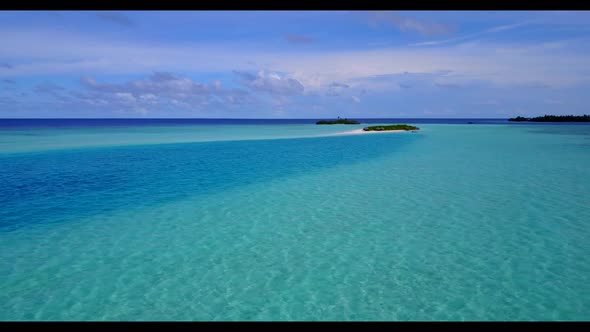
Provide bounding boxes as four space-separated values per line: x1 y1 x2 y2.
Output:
323 128 406 137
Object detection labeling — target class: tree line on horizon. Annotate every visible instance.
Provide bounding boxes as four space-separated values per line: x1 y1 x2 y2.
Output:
508 114 590 122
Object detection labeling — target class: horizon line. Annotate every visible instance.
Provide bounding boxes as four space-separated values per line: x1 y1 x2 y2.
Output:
0 117 512 120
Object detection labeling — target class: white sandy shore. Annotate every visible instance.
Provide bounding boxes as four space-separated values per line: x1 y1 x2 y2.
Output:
323 128 406 137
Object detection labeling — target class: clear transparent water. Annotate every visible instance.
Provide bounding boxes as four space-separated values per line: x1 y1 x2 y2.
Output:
1 122 589 320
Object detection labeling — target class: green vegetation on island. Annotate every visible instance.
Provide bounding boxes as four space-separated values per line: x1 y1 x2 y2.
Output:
508 114 590 122
316 118 360 125
363 124 419 131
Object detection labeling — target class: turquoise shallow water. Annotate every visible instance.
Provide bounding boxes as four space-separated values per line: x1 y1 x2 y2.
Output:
0 123 365 154
1 123 589 320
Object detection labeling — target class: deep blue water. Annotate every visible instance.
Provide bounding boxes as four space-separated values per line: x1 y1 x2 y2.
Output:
0 133 419 232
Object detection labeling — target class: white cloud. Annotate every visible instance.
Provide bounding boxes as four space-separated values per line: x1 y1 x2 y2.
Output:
363 11 453 36
485 21 529 33
234 70 304 96
1 28 590 94
139 93 158 105
410 21 530 47
68 72 256 115
115 92 135 103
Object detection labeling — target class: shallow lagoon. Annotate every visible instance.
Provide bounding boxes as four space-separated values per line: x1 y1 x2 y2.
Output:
1 121 589 320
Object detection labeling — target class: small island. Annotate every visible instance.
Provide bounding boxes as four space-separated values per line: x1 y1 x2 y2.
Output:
316 118 360 125
363 124 419 131
508 114 590 122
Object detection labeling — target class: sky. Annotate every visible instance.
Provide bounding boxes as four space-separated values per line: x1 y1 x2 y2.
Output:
1 10 590 118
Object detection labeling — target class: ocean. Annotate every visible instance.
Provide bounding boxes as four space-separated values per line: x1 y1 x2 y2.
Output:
1 119 589 320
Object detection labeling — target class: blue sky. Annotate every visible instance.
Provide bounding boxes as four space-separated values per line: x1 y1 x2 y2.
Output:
1 10 590 118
